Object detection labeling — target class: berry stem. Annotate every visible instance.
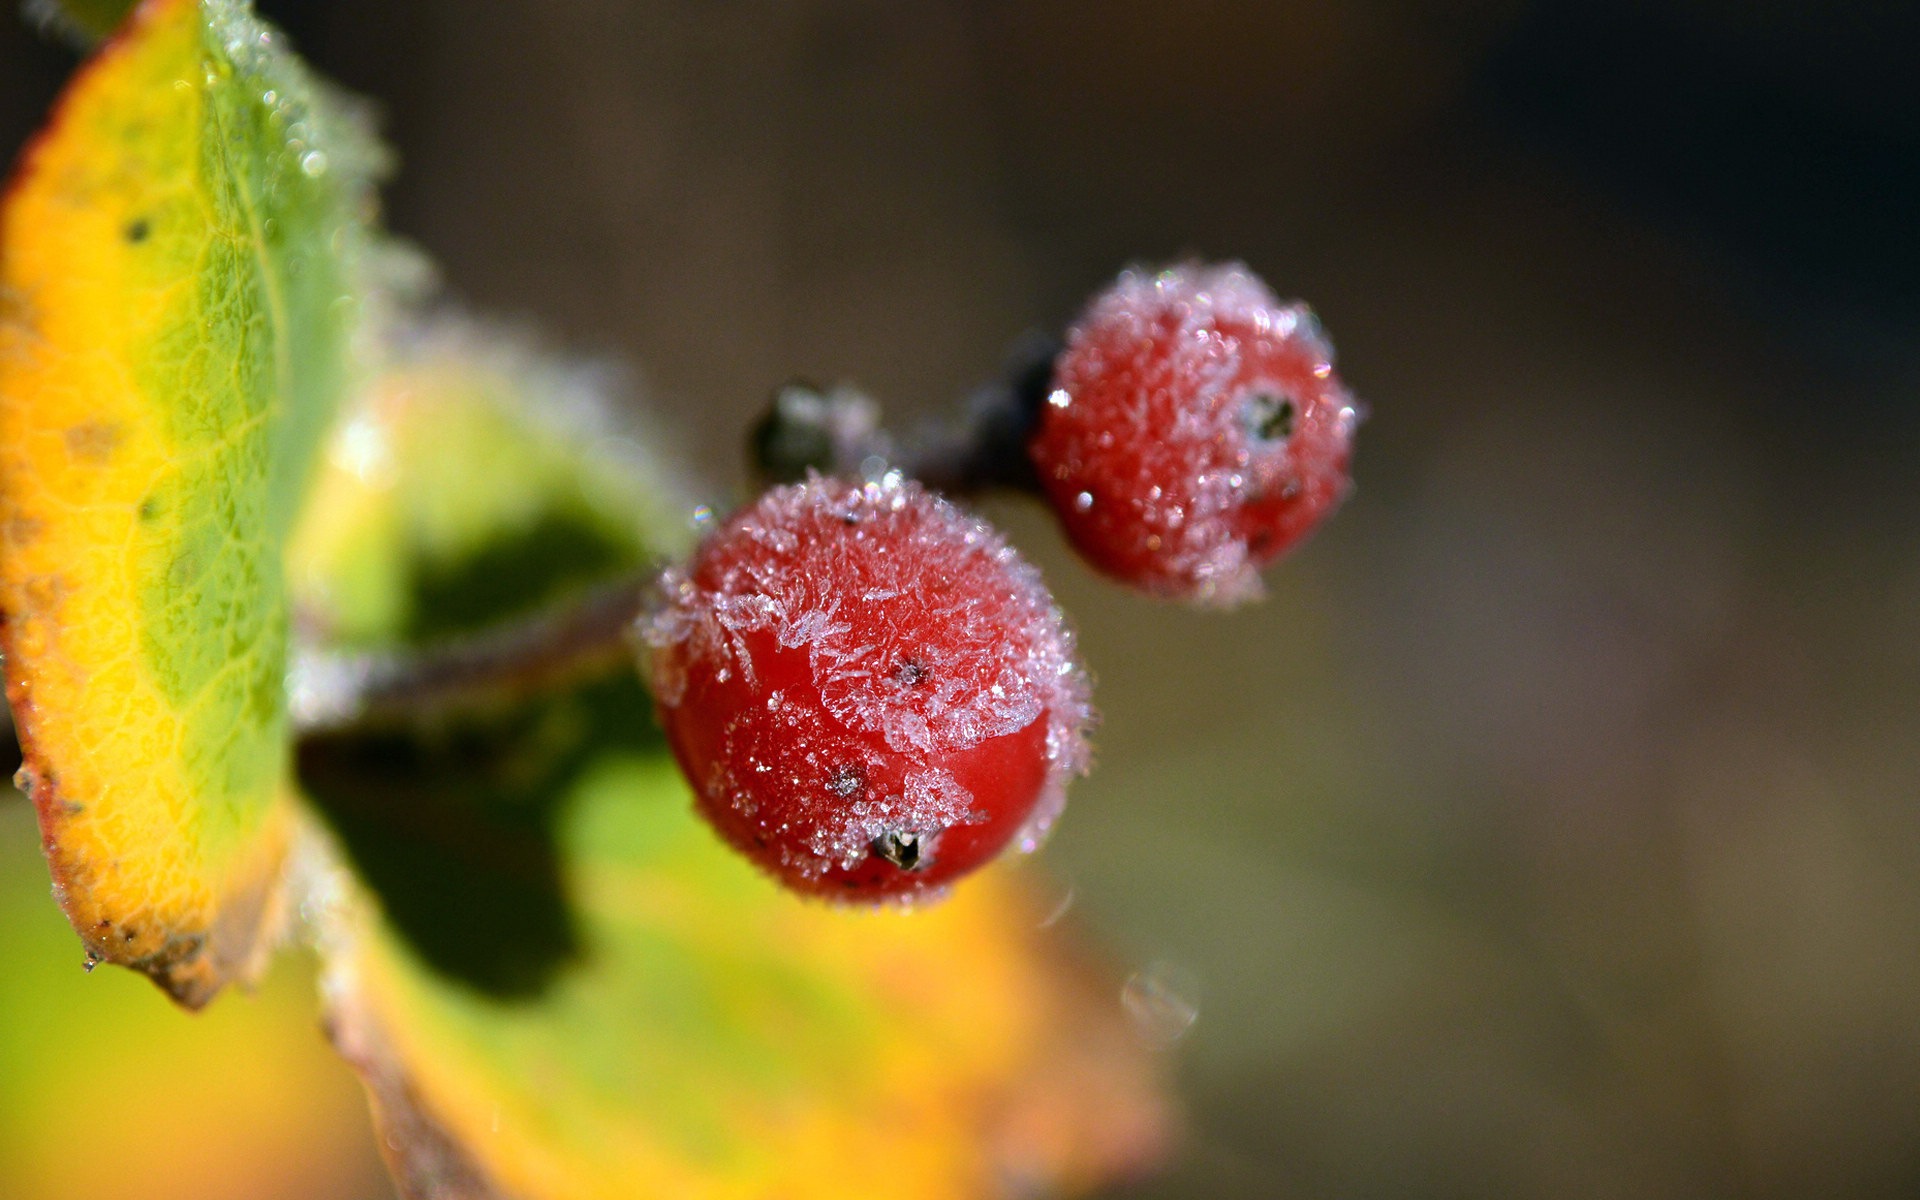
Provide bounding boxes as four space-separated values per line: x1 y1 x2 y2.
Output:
290 569 664 736
749 333 1058 495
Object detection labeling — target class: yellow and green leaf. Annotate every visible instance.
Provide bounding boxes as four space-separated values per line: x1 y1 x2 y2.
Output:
292 340 1170 1199
0 0 378 1005
324 758 1169 1200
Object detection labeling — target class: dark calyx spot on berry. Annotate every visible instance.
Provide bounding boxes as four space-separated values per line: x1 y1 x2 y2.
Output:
124 217 151 244
827 764 866 799
1246 390 1297 442
872 829 930 871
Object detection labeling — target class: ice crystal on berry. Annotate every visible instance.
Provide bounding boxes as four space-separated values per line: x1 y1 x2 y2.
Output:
643 476 1092 900
1029 262 1361 605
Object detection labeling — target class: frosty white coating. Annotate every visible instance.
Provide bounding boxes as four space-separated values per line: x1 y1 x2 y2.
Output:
1039 260 1354 605
644 475 1093 887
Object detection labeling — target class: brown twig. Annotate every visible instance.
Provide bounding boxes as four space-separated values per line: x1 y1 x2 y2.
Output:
290 568 664 736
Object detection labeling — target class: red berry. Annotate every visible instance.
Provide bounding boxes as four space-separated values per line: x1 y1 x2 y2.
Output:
1028 262 1361 606
642 476 1092 901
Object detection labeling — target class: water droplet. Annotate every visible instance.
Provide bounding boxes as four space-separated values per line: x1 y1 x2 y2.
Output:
1073 491 1094 512
299 150 329 178
1048 388 1073 409
332 414 392 484
1037 883 1076 928
1122 961 1199 1046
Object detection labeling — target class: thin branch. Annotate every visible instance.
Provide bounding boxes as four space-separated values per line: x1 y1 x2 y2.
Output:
749 332 1059 495
291 568 664 736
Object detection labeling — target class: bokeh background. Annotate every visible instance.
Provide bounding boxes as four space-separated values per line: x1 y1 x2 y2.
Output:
4 1 1919 1197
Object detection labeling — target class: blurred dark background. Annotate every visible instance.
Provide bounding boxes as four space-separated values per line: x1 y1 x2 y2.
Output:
4 2 1919 1198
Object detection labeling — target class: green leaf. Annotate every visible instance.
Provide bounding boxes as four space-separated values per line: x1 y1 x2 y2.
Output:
287 321 694 650
0 0 379 1005
292 333 1170 1199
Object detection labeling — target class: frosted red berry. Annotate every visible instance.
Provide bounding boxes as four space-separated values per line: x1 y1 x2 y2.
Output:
642 476 1092 901
1028 262 1361 606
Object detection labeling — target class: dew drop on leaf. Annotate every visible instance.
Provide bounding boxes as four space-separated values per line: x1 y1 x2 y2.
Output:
1121 961 1199 1047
